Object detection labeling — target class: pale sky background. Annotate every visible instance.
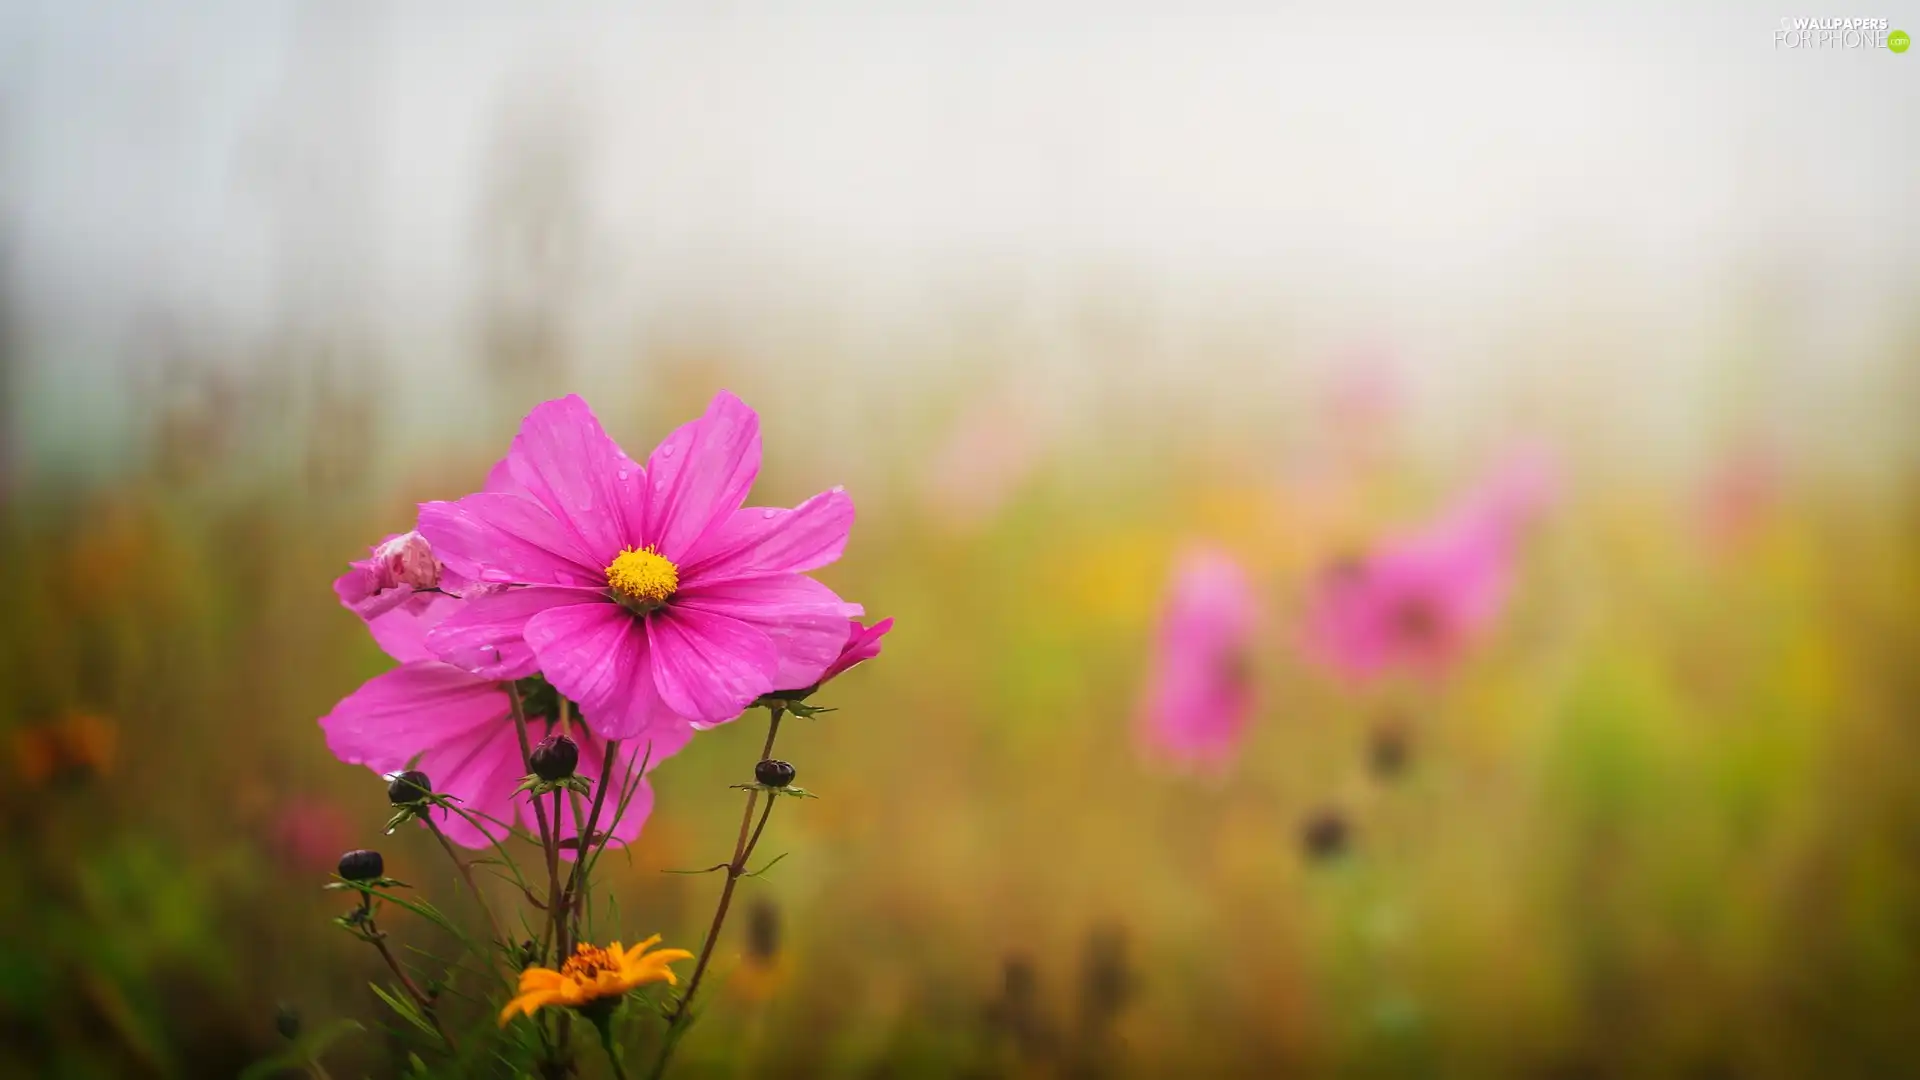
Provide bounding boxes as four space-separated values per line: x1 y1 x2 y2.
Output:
3 1 1915 479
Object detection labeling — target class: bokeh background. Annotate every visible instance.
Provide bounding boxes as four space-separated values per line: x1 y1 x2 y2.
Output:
3 3 1918 1077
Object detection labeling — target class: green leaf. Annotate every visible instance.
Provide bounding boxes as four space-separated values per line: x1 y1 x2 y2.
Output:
368 982 439 1041
742 852 790 879
234 1020 364 1080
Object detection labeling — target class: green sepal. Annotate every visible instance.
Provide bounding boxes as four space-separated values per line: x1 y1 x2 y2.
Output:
511 772 595 799
324 875 409 891
752 690 837 717
382 806 424 834
727 782 819 799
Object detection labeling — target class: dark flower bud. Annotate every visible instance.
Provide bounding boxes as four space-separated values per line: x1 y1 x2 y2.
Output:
1078 925 1133 1028
1299 807 1351 862
274 1002 301 1041
338 848 384 881
754 758 796 788
387 769 432 805
746 899 781 962
531 734 580 781
1368 718 1411 781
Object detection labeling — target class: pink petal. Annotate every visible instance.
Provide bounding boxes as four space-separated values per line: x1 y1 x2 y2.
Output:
363 591 465 665
505 396 648 564
821 616 894 683
426 585 605 680
644 391 762 562
674 574 859 692
417 492 602 588
680 487 855 583
647 605 780 726
483 455 520 495
524 602 683 740
334 560 411 621
415 716 524 848
319 661 507 771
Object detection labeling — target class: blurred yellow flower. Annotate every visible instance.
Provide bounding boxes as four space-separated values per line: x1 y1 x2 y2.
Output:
498 937 692 1025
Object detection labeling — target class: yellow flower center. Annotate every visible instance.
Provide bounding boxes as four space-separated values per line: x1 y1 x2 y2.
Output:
560 943 621 982
606 546 678 609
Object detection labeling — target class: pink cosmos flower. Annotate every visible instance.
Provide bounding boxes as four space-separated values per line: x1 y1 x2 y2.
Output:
270 795 355 875
922 399 1046 531
813 617 894 689
1137 549 1261 767
1303 518 1510 680
1323 345 1402 438
1696 444 1780 553
1453 444 1560 541
416 392 860 737
321 537 688 850
1302 447 1558 682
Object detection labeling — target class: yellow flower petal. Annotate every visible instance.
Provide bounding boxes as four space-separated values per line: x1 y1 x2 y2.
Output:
517 968 566 992
622 935 663 963
498 988 561 1026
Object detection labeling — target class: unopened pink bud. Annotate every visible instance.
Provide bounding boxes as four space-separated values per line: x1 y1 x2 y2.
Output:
374 531 440 590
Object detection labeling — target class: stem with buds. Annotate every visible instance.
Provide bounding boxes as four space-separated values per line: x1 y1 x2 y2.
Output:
647 706 786 1080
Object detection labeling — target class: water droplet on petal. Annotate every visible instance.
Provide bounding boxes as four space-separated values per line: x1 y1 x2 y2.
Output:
482 569 513 583
554 571 575 585
654 480 666 492
762 508 778 519
661 444 675 458
617 469 629 482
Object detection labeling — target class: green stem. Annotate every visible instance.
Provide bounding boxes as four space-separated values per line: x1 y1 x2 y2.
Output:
646 707 786 1080
421 815 512 982
596 1013 631 1080
511 683 566 1072
368 924 458 1053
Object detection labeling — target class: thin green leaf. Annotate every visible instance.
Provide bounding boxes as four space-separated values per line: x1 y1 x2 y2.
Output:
368 982 438 1040
742 852 790 879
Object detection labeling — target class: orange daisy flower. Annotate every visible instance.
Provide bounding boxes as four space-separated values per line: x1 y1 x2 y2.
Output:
499 937 693 1025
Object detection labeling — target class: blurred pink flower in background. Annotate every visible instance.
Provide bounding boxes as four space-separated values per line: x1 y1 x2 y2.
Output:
922 398 1048 531
1453 443 1560 540
271 795 355 875
1696 444 1781 553
1302 447 1558 682
1322 343 1403 440
1138 548 1262 768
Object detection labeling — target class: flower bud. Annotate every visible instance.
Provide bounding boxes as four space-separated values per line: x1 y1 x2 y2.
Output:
373 531 440 591
1299 808 1351 862
1367 718 1411 781
746 898 781 962
531 734 580 781
338 848 384 881
754 759 796 788
387 769 432 805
